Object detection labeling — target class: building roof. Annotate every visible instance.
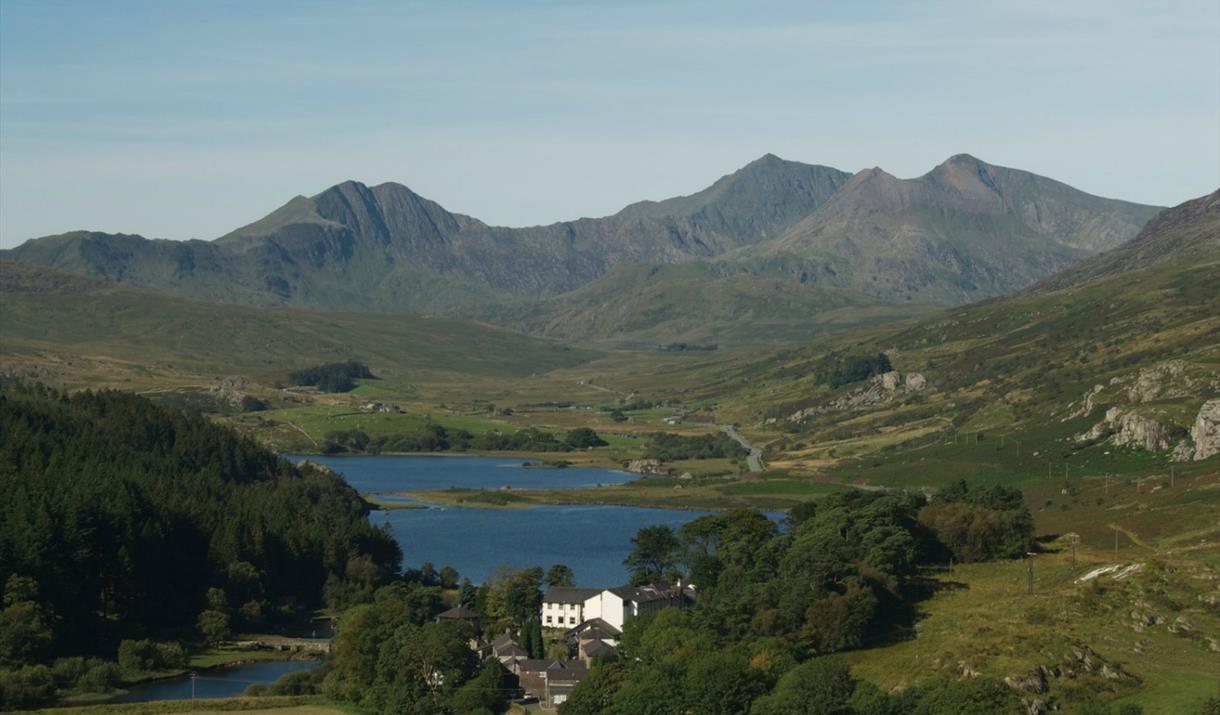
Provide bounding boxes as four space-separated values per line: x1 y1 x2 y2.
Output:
543 586 602 604
567 617 623 639
546 660 589 682
581 639 617 658
608 584 672 603
497 644 528 658
436 606 480 621
515 658 550 674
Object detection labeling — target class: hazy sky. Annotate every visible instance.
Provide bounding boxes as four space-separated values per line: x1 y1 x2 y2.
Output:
1 1 1217 247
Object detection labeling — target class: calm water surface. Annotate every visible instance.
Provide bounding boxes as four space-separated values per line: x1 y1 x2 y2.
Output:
113 660 320 702
288 454 725 586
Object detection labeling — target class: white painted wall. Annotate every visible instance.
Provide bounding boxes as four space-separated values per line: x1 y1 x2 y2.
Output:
542 599 582 628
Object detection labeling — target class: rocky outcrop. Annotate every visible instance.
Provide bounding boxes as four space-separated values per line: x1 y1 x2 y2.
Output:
1077 407 1170 452
789 371 928 420
1066 383 1105 420
625 459 669 475
1188 399 1220 461
1126 360 1190 403
1062 360 1219 425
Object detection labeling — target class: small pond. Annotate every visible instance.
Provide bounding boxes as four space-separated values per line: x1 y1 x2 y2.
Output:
112 660 320 702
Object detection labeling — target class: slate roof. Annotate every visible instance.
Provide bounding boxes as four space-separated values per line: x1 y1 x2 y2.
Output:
543 586 602 604
608 584 671 603
567 617 623 639
515 658 550 673
581 639 617 658
436 606 480 621
497 643 528 658
546 660 589 683
489 633 516 648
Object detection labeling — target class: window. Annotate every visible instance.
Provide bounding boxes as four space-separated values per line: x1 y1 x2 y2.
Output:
545 616 552 625
569 616 576 624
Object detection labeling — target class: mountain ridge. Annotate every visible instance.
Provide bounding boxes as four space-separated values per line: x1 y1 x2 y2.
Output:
2 154 1165 342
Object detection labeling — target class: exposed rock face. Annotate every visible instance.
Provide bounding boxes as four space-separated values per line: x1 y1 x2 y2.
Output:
788 371 928 420
1065 384 1105 420
1112 412 1171 451
1171 440 1194 462
1003 670 1048 695
1126 360 1189 403
1189 399 1220 461
625 459 669 475
1077 407 1171 452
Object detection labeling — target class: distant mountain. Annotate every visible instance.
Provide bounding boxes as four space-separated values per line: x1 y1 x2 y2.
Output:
1033 189 1220 291
750 154 1162 304
2 154 1162 341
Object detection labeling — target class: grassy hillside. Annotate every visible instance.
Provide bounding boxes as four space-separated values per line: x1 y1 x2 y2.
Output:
713 207 1219 494
475 259 940 345
0 262 597 390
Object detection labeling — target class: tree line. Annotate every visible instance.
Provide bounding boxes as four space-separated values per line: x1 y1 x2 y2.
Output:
322 424 607 455
288 360 375 393
0 383 401 707
643 431 748 461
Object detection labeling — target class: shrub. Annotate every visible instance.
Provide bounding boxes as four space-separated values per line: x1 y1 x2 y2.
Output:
117 639 187 675
0 664 56 710
240 395 269 412
816 352 893 388
79 661 121 691
269 668 323 695
643 432 747 461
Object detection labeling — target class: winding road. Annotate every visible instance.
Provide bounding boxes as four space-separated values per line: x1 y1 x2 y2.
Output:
721 424 765 473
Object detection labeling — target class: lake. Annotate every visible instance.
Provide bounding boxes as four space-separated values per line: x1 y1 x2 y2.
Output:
112 660 320 702
288 454 729 587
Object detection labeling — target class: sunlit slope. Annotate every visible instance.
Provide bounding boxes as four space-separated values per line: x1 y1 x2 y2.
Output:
711 190 1220 486
0 262 597 387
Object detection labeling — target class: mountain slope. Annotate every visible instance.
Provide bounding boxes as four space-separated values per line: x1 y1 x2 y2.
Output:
1034 188 1220 291
751 154 1163 304
475 259 942 345
708 189 1219 484
0 261 597 384
2 155 1161 340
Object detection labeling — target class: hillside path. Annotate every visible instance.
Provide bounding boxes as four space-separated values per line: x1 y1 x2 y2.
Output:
721 424 765 473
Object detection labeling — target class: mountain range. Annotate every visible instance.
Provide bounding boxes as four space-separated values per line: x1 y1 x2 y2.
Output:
2 154 1164 343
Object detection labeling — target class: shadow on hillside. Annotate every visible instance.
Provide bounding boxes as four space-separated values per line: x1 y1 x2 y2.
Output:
867 571 967 649
1035 533 1063 554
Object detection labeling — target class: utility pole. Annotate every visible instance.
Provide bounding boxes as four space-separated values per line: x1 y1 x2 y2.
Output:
190 672 197 701
1170 466 1175 488
1068 533 1079 569
1026 553 1035 595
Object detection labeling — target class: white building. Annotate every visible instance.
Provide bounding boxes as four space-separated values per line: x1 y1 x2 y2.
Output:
541 587 601 628
543 582 694 632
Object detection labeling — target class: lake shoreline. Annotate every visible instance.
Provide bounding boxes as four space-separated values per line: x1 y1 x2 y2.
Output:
289 448 632 471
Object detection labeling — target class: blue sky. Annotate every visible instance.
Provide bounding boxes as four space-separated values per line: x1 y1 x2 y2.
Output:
1 1 1217 247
